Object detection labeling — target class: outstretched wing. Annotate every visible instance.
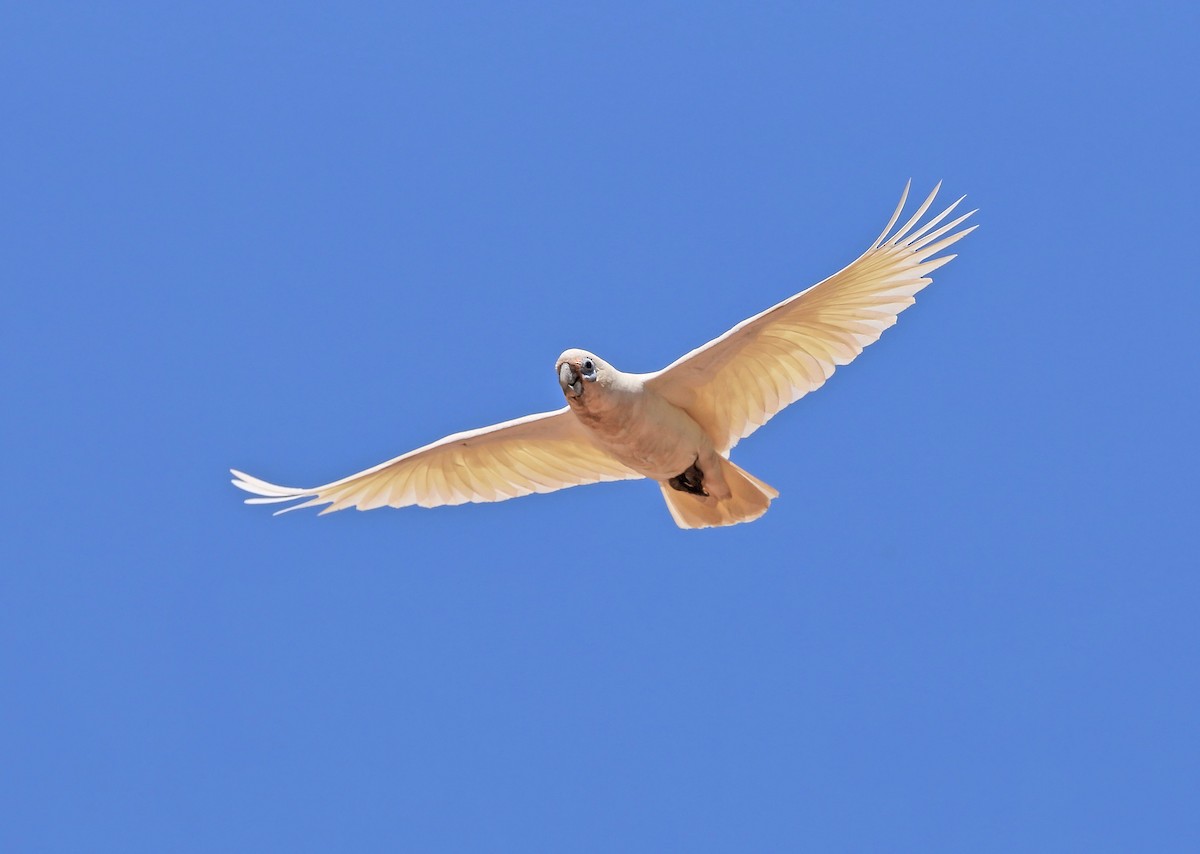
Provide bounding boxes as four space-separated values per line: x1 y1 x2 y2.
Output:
232 407 640 515
646 182 976 453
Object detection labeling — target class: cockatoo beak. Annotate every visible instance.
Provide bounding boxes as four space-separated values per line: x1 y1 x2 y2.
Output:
559 362 583 397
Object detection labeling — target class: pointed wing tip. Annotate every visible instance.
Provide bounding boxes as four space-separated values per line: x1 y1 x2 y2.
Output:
873 182 915 248
231 477 259 495
948 223 980 244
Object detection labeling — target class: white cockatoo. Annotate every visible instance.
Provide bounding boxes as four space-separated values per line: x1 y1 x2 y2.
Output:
233 182 975 528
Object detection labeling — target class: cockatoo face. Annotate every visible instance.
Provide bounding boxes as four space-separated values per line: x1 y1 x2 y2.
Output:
557 349 601 399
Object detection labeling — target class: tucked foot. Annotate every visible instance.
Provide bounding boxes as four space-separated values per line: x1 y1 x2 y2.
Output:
668 461 708 496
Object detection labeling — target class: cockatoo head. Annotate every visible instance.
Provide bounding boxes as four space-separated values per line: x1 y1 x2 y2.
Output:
556 349 605 399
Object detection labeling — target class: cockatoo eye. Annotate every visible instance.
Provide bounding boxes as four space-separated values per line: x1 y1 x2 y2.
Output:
583 358 595 373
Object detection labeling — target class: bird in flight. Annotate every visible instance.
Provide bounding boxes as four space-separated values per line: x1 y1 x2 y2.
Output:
233 182 975 528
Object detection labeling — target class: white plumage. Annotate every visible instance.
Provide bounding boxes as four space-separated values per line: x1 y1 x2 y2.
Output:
233 182 975 528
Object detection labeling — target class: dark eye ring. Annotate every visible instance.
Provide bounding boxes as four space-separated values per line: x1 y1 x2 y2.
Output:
584 359 594 372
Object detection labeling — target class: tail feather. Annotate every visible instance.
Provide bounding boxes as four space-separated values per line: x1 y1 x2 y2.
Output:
659 457 778 529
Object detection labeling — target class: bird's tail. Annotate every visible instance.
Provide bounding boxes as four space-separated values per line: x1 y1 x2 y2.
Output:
658 457 778 529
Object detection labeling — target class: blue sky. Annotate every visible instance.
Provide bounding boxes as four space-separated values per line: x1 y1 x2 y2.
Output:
2 2 1197 850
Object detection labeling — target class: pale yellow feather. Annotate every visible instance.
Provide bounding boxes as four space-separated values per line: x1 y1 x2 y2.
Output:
231 408 640 514
646 182 976 452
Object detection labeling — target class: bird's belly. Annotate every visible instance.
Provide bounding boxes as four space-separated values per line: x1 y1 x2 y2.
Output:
602 431 698 481
577 396 709 481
